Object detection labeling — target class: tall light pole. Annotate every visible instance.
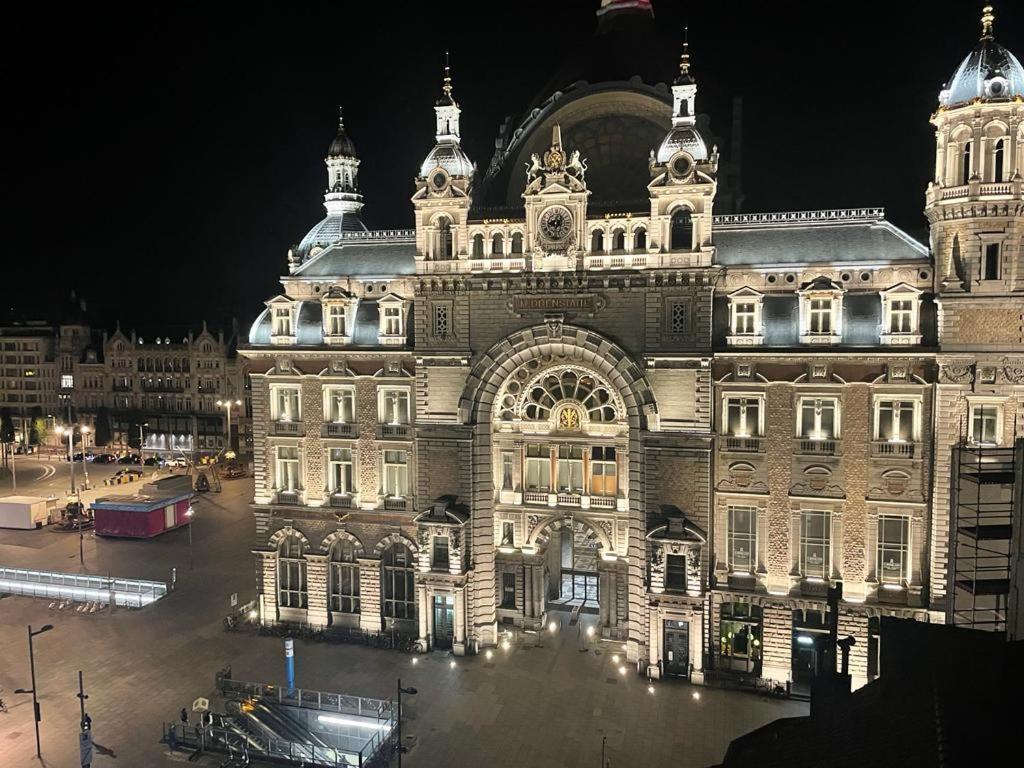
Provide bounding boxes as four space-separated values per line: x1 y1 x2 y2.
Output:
80 426 91 490
62 426 76 495
14 624 54 760
185 501 195 570
396 679 417 768
138 422 148 465
216 399 241 456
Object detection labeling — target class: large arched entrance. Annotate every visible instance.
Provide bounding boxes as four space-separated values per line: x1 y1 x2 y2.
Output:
533 517 608 613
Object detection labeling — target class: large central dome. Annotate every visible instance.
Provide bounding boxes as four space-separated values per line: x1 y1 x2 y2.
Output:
939 7 1024 107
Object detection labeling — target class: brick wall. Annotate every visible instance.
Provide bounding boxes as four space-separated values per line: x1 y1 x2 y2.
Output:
765 386 794 584
761 604 792 682
841 384 870 589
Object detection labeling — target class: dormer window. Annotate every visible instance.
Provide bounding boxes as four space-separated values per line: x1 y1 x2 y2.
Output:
377 294 406 346
327 305 346 337
880 284 922 345
272 305 294 342
798 279 844 344
726 288 764 346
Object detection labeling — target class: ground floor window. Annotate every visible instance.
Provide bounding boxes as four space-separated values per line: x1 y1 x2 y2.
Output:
791 609 829 685
329 540 360 614
718 602 762 675
277 535 307 609
382 544 416 620
500 572 516 608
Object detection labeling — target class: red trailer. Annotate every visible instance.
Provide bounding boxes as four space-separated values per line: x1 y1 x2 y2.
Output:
92 492 192 538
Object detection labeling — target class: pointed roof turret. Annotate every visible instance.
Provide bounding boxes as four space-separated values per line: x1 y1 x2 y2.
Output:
674 25 695 86
327 106 357 158
420 52 474 180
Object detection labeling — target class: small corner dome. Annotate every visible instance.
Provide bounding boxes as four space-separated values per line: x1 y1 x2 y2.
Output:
420 142 474 179
655 125 708 164
328 129 356 158
941 36 1024 107
297 213 368 258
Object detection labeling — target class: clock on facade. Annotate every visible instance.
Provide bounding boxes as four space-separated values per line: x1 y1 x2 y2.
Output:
429 168 449 193
539 205 574 247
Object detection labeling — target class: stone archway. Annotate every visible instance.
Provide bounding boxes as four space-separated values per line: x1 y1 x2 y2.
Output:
458 323 655 653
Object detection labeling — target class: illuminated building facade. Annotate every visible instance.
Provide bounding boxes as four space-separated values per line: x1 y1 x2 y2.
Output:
242 2 1024 687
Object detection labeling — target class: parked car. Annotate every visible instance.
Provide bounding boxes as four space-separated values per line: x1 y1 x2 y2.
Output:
168 456 188 468
220 464 246 479
14 444 35 455
118 453 141 464
143 456 163 466
92 453 117 464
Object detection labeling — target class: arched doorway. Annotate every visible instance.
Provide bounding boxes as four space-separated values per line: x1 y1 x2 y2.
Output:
532 516 611 615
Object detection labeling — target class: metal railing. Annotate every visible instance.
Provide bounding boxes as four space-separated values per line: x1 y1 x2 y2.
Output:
723 436 764 453
870 441 917 458
0 566 167 608
219 678 394 719
270 421 304 436
378 424 411 440
795 438 838 456
714 208 885 226
382 497 408 512
323 422 357 438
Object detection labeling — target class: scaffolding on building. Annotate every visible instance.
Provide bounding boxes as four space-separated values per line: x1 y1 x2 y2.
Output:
949 436 1020 633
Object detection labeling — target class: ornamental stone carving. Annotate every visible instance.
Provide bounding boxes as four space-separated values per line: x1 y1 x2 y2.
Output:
939 363 974 384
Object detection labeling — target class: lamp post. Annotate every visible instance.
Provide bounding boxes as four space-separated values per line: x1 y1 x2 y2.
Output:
138 422 148 466
62 426 76 495
80 426 91 490
216 399 241 456
185 502 195 570
396 678 417 768
14 624 54 760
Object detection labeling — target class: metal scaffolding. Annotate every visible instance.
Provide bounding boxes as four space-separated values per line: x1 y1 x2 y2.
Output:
949 439 1019 632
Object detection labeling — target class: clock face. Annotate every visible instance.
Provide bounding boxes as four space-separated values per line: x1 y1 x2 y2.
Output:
430 170 448 191
539 205 573 243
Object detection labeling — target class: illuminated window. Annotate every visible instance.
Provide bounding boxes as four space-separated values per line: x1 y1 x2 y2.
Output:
270 386 300 421
327 448 354 494
275 446 300 491
875 399 918 442
798 398 839 440
969 403 1001 446
383 306 402 336
382 450 408 496
329 540 360 613
877 515 909 586
556 445 584 493
590 446 617 497
272 306 292 337
324 387 355 423
880 285 922 344
277 534 307 608
723 396 763 437
524 444 550 491
800 510 831 579
61 374 74 388
326 305 347 336
378 388 409 425
727 505 757 572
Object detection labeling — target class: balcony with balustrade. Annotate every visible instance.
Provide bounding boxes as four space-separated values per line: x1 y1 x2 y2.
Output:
794 437 840 457
323 422 357 439
870 440 919 460
720 436 764 454
377 423 412 440
269 420 304 437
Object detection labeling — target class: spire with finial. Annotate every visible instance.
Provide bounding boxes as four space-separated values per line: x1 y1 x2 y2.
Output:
980 5 994 39
327 104 356 158
438 50 456 106
675 25 694 85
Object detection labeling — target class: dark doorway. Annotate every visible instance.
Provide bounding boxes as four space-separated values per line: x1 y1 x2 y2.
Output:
433 594 454 649
664 620 690 678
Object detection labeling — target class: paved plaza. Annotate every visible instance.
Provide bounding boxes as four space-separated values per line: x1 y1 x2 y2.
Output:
0 458 806 767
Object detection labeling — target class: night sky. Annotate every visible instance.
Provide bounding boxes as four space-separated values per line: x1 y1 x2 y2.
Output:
5 0 1021 332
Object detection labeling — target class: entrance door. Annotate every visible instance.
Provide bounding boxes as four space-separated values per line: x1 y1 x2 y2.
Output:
433 595 454 650
664 620 690 678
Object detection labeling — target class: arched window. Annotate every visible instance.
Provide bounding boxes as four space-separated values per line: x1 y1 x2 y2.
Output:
612 230 626 252
522 368 618 423
633 228 647 251
491 233 504 256
993 138 1005 182
511 232 523 254
329 540 360 614
381 543 416 620
436 217 453 259
472 233 484 258
670 209 693 251
277 534 307 609
961 141 972 184
591 230 604 253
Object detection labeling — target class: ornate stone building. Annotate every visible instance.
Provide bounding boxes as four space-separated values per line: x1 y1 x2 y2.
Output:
242 2 1023 687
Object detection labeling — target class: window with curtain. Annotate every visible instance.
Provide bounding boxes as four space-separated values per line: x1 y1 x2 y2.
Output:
727 505 756 572
327 447 354 494
556 445 584 493
800 510 831 579
525 444 551 491
272 387 300 421
276 446 300 491
590 446 617 497
383 450 408 496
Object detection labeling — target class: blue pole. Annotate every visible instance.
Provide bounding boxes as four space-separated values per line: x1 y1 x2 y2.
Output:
284 638 295 690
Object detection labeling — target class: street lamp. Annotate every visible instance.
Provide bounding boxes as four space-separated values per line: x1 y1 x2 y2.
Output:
14 624 54 760
80 426 91 490
60 426 76 495
216 399 242 456
138 422 149 466
185 503 195 570
396 678 417 768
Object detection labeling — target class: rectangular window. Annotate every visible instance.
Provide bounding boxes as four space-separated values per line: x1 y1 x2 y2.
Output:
275 446 300 491
665 554 687 592
501 452 514 491
379 389 410 425
326 387 355 423
889 300 914 333
60 374 74 388
799 398 838 439
273 306 292 336
327 448 354 494
724 396 762 437
501 572 516 608
383 450 408 496
733 302 756 334
670 302 688 334
809 298 832 333
589 446 617 497
278 556 307 608
727 505 757 572
970 404 1000 445
272 386 301 421
501 521 515 547
876 400 916 442
327 305 347 336
556 445 584 493
525 444 551 491
330 559 360 613
877 515 909 585
800 510 831 579
433 305 449 336
983 243 1000 281
383 306 402 336
432 536 450 570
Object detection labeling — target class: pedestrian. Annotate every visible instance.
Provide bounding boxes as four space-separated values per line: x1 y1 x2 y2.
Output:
180 707 188 725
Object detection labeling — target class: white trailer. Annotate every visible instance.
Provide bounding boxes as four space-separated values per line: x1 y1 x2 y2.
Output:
0 495 51 529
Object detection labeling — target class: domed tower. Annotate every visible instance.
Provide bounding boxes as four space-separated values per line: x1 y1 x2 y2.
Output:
648 29 718 267
289 108 368 271
927 6 1024 619
413 55 475 268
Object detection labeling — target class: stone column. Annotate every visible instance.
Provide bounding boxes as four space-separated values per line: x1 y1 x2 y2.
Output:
690 612 705 684
647 606 662 679
257 551 278 623
358 558 382 632
454 588 467 656
418 584 430 651
761 604 792 683
306 554 329 628
524 563 534 619
608 569 618 628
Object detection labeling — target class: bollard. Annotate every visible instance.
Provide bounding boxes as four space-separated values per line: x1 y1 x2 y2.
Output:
284 637 295 690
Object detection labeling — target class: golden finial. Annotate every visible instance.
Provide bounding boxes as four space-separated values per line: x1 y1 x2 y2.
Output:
337 105 344 130
981 5 994 38
442 50 453 100
680 25 690 76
